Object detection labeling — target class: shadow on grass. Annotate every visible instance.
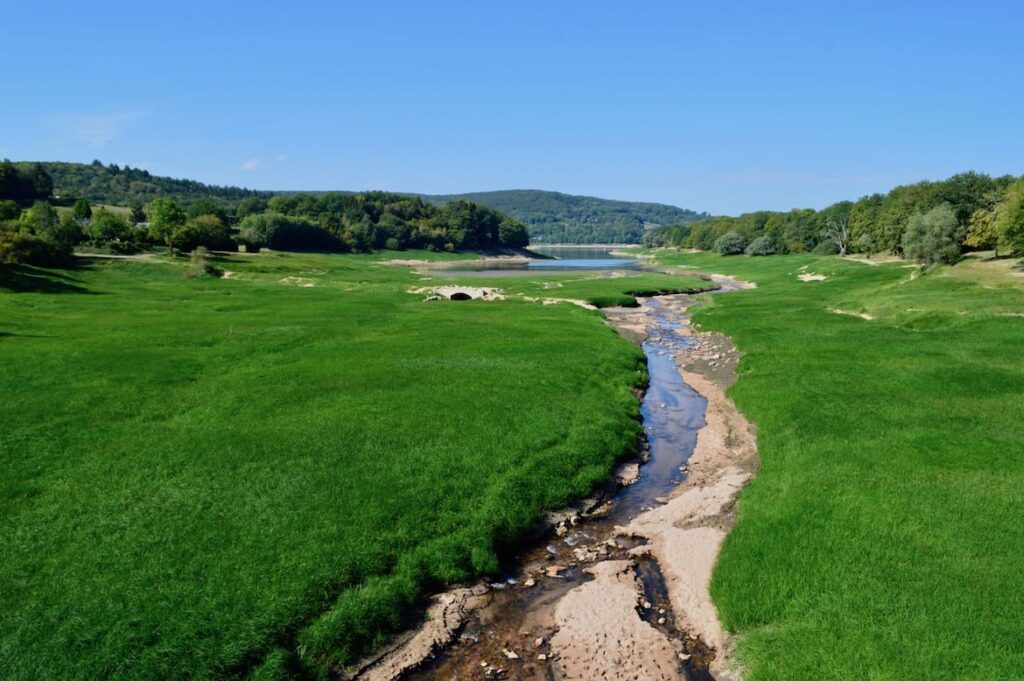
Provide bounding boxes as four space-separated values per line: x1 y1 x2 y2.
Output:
0 262 99 294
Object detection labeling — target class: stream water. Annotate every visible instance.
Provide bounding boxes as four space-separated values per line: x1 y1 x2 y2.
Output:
405 290 716 680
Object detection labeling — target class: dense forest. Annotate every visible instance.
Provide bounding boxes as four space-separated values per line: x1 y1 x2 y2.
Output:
6 161 1023 265
17 160 270 207
421 189 709 244
18 162 708 244
647 171 1024 263
0 162 529 265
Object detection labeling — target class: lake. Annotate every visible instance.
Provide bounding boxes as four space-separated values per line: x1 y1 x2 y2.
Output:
438 245 643 276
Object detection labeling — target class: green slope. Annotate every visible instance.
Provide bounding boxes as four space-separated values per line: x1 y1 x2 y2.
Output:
14 160 269 207
422 189 708 244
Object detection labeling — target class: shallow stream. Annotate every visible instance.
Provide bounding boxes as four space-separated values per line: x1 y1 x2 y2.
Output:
405 291 716 680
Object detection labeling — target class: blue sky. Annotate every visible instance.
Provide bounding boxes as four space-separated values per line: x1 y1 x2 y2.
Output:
3 1 1022 214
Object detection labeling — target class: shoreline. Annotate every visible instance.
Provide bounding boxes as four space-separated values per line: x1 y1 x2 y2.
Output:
349 276 758 680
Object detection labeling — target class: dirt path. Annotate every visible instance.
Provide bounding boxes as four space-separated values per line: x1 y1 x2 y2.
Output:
349 277 758 680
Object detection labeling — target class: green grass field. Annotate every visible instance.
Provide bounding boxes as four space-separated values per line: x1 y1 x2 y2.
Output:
438 269 715 307
648 251 1024 679
0 251 706 678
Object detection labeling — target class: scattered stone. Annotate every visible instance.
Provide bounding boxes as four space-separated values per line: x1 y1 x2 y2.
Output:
537 653 548 661
614 462 640 486
502 648 519 660
534 637 545 647
642 601 652 609
546 565 567 578
658 617 667 625
523 578 536 588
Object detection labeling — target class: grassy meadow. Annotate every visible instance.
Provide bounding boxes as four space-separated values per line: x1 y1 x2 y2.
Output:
0 251 706 678
437 269 715 307
650 251 1024 679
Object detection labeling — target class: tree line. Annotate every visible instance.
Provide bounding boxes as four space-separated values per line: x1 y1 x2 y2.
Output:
21 160 270 207
647 171 1024 264
0 162 529 266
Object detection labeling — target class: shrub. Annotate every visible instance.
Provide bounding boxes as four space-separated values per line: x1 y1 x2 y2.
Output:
53 212 86 252
713 231 748 255
20 201 59 234
745 235 776 256
0 223 68 265
148 197 187 248
238 212 344 253
902 203 963 265
384 237 401 251
171 215 235 252
90 208 134 244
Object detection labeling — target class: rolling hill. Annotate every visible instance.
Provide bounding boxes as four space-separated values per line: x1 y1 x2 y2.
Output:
421 189 709 243
16 160 270 208
15 161 708 243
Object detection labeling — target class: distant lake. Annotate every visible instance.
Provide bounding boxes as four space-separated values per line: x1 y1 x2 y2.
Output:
438 245 642 276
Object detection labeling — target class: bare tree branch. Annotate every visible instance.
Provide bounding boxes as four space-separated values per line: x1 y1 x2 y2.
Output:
827 217 850 256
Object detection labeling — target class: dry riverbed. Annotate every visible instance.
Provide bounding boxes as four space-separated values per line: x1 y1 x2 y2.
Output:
348 278 758 681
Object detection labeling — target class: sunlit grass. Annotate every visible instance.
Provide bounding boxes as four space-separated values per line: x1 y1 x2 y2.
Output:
649 250 1024 679
0 250 689 677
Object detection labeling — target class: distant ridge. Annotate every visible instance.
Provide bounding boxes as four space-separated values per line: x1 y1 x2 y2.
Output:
18 161 708 244
16 160 269 206
419 189 708 244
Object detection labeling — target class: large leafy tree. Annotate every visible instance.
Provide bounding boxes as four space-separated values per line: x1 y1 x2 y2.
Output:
148 197 187 248
20 200 59 235
90 208 133 244
170 214 234 252
902 203 963 265
994 179 1024 256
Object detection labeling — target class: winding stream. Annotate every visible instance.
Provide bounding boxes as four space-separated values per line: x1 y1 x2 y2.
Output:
359 257 753 681
399 293 722 680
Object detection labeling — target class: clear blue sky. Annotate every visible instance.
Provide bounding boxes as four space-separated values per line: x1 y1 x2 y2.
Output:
4 1 1022 215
